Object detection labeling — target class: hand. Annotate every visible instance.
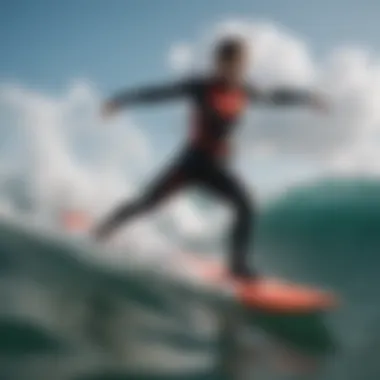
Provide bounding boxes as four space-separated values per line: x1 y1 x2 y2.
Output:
101 100 119 119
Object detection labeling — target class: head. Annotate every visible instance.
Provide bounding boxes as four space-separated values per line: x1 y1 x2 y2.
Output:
213 36 249 83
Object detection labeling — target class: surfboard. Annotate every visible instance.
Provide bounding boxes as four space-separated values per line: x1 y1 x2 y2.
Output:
232 278 337 313
178 253 338 313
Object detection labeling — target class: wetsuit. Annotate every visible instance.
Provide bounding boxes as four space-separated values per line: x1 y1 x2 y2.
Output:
95 76 312 278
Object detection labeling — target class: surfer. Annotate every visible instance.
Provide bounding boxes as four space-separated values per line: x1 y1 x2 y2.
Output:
94 36 327 280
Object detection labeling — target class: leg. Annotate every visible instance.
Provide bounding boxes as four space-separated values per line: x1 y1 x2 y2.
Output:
94 163 188 241
200 164 256 278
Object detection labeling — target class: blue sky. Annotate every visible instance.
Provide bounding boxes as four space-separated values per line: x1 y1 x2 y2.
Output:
1 0 380 92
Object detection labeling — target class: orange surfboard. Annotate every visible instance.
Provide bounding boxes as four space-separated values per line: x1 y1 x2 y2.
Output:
179 253 338 313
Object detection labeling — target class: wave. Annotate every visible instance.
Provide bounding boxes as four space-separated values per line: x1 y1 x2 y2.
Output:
1 178 380 379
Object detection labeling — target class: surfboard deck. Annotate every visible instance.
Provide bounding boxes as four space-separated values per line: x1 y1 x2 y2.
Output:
179 253 338 313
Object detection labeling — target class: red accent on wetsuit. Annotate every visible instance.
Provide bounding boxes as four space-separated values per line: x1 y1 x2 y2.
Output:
209 87 247 117
189 85 248 157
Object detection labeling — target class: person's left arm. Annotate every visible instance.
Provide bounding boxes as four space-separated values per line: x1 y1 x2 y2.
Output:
246 84 328 111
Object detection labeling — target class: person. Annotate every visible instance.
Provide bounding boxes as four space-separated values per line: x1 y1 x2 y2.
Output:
94 36 326 280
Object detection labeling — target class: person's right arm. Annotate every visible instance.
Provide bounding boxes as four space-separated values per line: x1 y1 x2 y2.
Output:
102 79 194 117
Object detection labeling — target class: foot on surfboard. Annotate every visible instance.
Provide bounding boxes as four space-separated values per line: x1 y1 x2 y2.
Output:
180 254 338 313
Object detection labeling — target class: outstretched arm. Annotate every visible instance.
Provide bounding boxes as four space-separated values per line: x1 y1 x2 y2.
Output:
247 85 328 111
103 79 194 116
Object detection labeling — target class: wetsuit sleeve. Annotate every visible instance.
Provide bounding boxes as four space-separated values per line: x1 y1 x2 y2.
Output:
247 84 313 106
108 79 195 109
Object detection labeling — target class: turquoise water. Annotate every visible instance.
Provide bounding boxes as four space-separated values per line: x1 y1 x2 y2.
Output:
0 178 379 380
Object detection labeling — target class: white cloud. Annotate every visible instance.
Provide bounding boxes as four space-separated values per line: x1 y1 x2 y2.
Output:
168 43 193 73
0 81 151 220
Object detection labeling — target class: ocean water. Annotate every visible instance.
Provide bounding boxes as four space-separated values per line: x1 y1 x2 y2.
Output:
0 177 379 380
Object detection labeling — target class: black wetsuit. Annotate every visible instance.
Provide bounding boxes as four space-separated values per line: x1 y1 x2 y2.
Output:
95 76 311 278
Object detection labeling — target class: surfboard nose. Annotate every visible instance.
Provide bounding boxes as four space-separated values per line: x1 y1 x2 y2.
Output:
235 279 338 313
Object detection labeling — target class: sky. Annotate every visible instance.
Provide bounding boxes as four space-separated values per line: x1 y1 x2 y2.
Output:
1 0 380 227
2 0 380 91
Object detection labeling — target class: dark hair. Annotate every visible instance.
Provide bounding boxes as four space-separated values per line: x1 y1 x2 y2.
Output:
215 37 246 62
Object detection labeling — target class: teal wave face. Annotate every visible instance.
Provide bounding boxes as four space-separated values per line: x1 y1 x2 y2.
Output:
255 178 380 380
261 178 380 251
